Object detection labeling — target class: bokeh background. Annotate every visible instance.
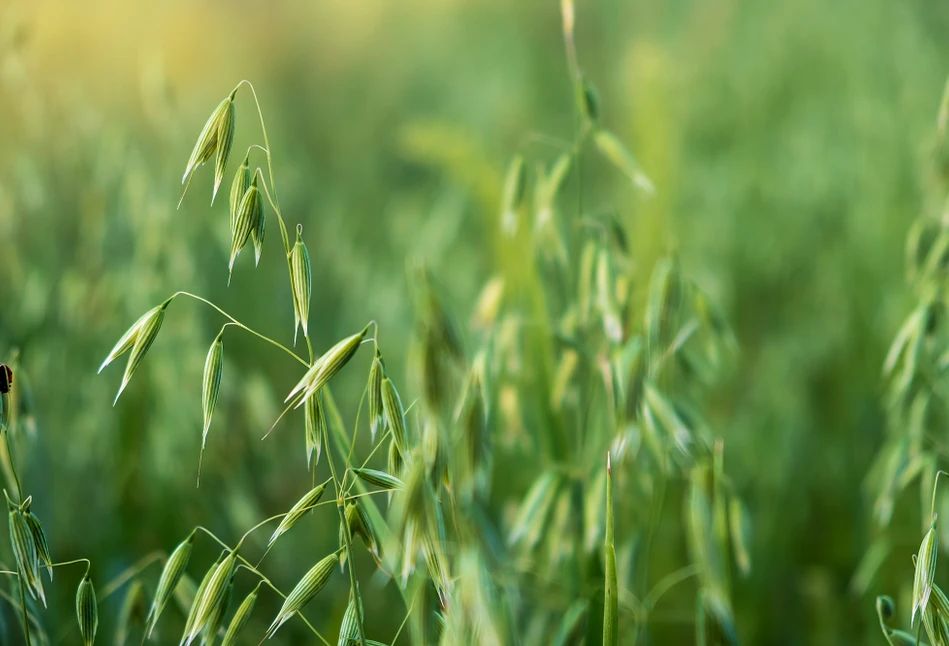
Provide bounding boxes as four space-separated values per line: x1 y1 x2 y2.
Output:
1 0 949 644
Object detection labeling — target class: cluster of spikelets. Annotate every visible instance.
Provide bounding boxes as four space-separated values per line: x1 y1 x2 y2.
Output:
875 477 949 646
89 73 427 645
869 78 949 646
12 1 755 644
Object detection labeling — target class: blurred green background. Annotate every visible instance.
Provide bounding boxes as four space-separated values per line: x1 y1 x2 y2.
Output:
1 0 948 643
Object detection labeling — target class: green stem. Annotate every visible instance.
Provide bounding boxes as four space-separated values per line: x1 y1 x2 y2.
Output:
234 79 290 256
172 291 308 367
17 573 31 646
930 469 949 520
2 430 23 502
195 527 332 646
97 552 160 601
322 422 368 646
643 564 700 611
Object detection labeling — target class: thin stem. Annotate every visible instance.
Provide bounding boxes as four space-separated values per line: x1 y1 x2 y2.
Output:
519 131 574 152
16 573 31 646
257 578 332 646
195 527 332 645
930 470 949 520
2 431 23 502
347 383 370 465
322 422 368 646
262 396 301 440
172 291 308 367
98 552 162 601
234 79 291 256
643 564 700 611
0 590 42 638
246 143 270 157
390 587 419 645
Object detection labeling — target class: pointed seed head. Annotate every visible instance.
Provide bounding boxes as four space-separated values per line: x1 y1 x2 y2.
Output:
76 573 98 646
269 484 327 547
212 97 236 204
290 224 313 345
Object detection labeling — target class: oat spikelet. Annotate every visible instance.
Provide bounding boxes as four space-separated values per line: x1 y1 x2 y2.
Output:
913 520 939 626
352 467 403 491
146 530 195 638
304 389 325 470
229 171 263 283
381 374 407 456
111 297 174 405
212 95 236 204
221 583 260 646
76 573 98 646
229 154 251 234
289 224 312 345
367 349 385 441
285 324 371 407
266 553 338 638
198 330 225 482
268 484 327 547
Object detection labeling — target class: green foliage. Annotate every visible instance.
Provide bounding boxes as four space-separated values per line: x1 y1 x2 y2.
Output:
1 0 949 644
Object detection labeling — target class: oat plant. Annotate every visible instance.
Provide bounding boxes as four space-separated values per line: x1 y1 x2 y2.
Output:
868 76 949 646
13 2 751 645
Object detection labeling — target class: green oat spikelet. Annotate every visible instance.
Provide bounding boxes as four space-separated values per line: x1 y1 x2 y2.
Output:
305 389 325 470
76 572 98 646
368 348 385 441
381 374 407 456
200 577 233 646
212 93 236 204
266 552 339 638
198 329 224 482
100 297 173 404
286 324 371 406
181 551 226 646
184 550 236 646
290 224 313 345
250 184 267 266
110 297 173 405
269 483 327 547
229 171 264 282
98 307 160 374
146 530 196 638
181 95 232 190
913 519 939 626
7 494 45 607
352 467 404 491
337 586 364 646
229 153 251 232
220 583 260 646
22 503 52 581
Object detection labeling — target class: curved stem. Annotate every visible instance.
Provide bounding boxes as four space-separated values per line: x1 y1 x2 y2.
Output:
172 291 308 367
234 80 291 256
643 564 700 611
930 469 949 520
194 526 332 645
98 552 163 602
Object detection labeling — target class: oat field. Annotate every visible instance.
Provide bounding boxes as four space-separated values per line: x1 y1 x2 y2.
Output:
1 0 949 644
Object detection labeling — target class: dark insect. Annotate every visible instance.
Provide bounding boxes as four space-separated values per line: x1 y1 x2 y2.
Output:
0 364 12 394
